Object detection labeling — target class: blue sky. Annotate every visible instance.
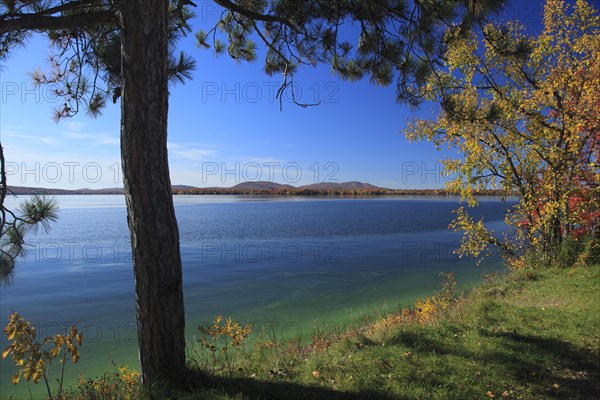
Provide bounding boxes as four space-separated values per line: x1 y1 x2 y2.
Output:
0 0 547 190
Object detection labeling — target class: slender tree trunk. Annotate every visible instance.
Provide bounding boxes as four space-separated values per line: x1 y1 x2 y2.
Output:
119 0 186 386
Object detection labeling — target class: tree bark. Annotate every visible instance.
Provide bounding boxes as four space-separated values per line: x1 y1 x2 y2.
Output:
119 0 186 386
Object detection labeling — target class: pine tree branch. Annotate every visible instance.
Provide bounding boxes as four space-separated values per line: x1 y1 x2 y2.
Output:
37 0 97 17
212 0 296 30
0 9 116 34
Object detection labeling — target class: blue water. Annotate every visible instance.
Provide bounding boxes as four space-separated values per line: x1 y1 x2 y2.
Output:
0 195 514 398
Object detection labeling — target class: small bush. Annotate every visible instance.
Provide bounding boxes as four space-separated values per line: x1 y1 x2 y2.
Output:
2 312 83 400
63 366 140 400
196 316 252 377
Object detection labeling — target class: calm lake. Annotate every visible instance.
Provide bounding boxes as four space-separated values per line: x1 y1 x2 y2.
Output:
0 195 515 399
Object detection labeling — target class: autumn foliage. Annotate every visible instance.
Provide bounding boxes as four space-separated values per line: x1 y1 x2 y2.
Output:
406 0 600 263
197 315 252 376
2 312 83 399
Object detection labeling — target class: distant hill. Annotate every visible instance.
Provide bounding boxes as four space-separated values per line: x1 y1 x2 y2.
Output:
9 186 200 195
231 181 296 191
299 181 389 191
6 183 512 197
171 185 200 191
7 181 387 196
7 186 124 195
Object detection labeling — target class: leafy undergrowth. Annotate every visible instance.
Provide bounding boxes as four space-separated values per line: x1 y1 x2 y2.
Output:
65 265 600 399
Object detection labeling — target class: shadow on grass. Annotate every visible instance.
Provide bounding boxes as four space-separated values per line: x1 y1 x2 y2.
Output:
171 366 408 400
194 375 409 400
174 328 599 399
389 328 600 399
480 330 600 399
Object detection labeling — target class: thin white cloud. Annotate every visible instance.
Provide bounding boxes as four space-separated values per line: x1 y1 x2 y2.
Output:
242 156 287 164
64 121 87 132
168 142 219 161
61 121 119 146
63 131 119 146
0 128 22 136
3 129 58 145
3 120 119 147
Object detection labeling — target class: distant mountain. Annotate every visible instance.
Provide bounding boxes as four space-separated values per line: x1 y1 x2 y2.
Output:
7 186 124 195
9 186 203 195
83 187 125 194
8 186 73 195
7 183 507 196
171 185 200 191
7 181 385 195
299 181 389 191
230 181 296 191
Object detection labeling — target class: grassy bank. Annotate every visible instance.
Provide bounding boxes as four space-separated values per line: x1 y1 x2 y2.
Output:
177 264 600 400
14 264 600 400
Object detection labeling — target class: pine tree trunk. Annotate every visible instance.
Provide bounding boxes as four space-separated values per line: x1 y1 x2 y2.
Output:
119 0 186 386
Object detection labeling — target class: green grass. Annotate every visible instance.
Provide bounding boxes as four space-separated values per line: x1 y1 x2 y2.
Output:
175 265 600 400
39 265 600 399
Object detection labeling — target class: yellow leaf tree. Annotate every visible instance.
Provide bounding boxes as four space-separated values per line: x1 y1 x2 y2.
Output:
406 0 600 264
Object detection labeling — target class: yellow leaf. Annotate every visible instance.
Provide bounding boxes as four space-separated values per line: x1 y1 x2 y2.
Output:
2 346 11 359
